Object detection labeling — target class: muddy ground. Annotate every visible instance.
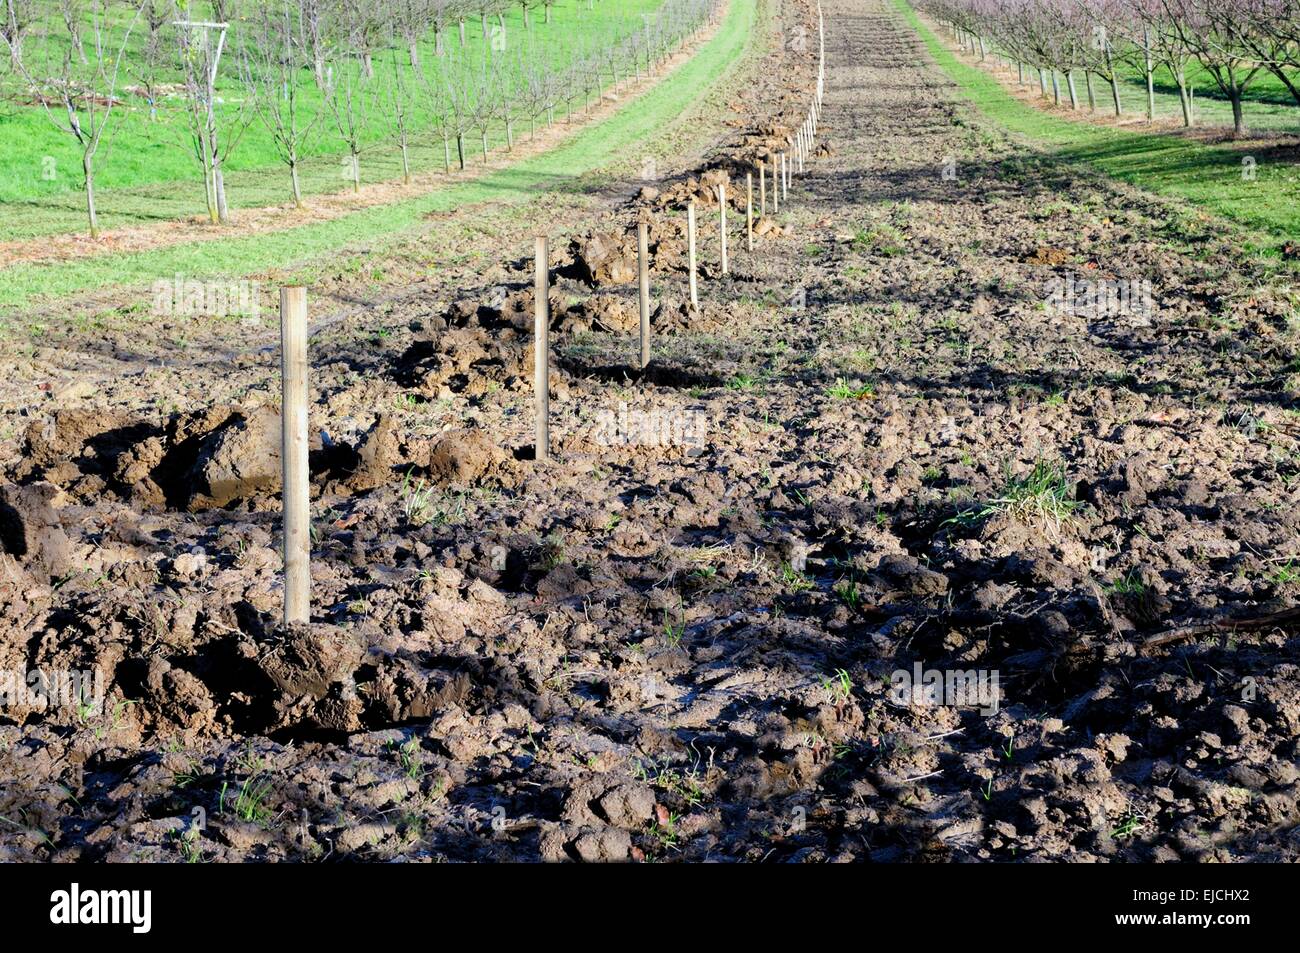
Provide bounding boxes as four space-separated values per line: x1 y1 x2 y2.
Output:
2 0 1299 863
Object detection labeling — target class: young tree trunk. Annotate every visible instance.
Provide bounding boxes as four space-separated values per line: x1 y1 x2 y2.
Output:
401 140 411 183
350 148 360 191
506 119 513 151
456 133 465 169
442 133 451 172
290 159 303 208
1142 29 1155 122
1107 53 1123 117
1175 70 1191 126
458 19 465 45
1085 71 1095 110
480 130 488 161
214 161 229 223
1038 69 1047 97
1230 91 1245 136
1051 70 1060 105
362 52 374 78
1017 60 1024 85
409 42 419 67
203 159 218 224
83 152 99 238
1066 70 1078 109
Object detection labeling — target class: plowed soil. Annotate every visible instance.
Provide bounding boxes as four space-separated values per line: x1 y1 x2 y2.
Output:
2 0 1298 863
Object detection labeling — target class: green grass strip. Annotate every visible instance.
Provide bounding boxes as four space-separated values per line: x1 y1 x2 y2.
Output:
898 0 1300 250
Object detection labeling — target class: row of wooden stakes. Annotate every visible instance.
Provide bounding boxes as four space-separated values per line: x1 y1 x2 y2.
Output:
272 4 828 625
532 53 826 462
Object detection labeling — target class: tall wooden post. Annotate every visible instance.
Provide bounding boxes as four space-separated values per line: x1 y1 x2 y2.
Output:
534 237 550 461
759 162 767 217
687 200 699 309
279 286 310 627
718 183 728 275
746 171 753 251
637 222 650 368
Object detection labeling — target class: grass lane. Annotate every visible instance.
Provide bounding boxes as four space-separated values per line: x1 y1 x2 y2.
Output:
899 0 1300 254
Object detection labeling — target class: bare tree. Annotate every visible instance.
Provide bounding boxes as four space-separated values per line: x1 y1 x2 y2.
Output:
414 44 453 170
468 43 496 161
172 8 251 223
518 0 540 30
383 46 419 182
442 43 474 167
395 0 432 66
129 0 171 121
320 21 378 191
1162 0 1264 135
239 0 322 207
343 0 385 78
301 0 336 85
58 0 87 64
2 0 37 69
4 0 145 237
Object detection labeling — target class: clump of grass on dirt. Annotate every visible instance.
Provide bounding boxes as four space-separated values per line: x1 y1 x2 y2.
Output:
400 470 466 527
946 459 1081 533
1105 571 1147 596
851 224 906 257
826 377 875 400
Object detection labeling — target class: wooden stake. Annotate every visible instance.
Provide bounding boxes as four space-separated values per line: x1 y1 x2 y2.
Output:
279 286 310 627
718 183 728 275
637 222 650 368
773 159 779 214
745 171 753 251
759 162 767 217
534 236 550 461
781 152 788 199
687 200 699 309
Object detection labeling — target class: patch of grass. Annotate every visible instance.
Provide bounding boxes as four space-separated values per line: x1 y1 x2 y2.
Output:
820 668 853 706
946 459 1081 533
826 377 875 400
1106 571 1147 596
1270 560 1300 586
1110 813 1146 840
400 469 466 527
780 561 815 592
390 738 424 780
834 572 865 611
220 774 276 826
851 223 906 256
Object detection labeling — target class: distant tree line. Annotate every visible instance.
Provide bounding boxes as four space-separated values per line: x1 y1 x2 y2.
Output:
0 0 718 237
919 0 1300 136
